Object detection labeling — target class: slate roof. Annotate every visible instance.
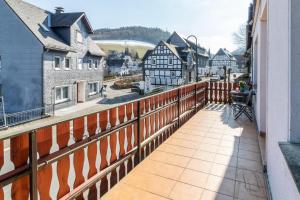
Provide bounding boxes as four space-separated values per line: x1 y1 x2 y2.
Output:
162 41 181 59
4 0 104 56
87 38 106 57
51 12 94 34
142 49 153 61
212 48 237 61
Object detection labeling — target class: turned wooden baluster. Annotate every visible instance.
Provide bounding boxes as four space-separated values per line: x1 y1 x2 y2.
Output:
99 136 108 197
87 114 98 200
118 128 126 180
126 103 132 121
118 105 126 124
11 133 30 200
99 110 108 132
109 131 118 188
219 82 223 103
109 108 117 128
126 125 133 173
72 117 85 200
56 122 70 199
224 82 228 104
37 127 53 200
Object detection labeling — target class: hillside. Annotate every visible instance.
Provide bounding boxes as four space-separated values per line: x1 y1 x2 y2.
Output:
92 26 171 45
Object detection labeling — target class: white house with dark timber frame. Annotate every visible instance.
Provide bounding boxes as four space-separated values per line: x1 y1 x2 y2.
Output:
143 41 195 86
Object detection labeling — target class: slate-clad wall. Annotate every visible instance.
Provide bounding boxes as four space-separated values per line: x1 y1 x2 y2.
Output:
43 18 104 110
0 0 43 113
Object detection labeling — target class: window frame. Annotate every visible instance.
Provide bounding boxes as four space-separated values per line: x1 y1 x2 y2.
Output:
77 58 83 70
88 59 93 70
94 60 99 69
55 86 71 104
168 56 173 65
65 58 71 70
54 56 61 70
88 82 99 95
151 57 156 65
76 30 83 43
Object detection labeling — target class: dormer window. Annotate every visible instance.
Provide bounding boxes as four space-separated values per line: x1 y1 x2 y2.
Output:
76 30 83 43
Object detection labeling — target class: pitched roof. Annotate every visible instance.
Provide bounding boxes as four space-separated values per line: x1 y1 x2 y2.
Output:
142 49 153 61
87 38 106 57
211 48 237 61
51 12 94 34
162 41 181 59
4 0 102 55
5 0 73 52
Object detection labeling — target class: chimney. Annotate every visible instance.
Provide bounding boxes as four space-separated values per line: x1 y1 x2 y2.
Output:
55 7 64 14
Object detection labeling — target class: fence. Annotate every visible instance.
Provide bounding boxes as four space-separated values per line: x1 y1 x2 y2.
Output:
0 81 208 200
0 105 54 128
207 81 238 104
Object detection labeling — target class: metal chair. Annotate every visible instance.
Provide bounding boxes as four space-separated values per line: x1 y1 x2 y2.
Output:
232 90 254 121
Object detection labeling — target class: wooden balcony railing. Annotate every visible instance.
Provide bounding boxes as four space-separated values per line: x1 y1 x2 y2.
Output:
0 81 209 200
208 81 238 104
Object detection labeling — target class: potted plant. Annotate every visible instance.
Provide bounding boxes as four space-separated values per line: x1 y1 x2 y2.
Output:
239 81 246 92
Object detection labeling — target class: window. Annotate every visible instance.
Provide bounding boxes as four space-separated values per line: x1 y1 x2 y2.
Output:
55 86 70 103
151 58 156 65
89 82 98 95
94 60 98 69
54 57 61 69
170 71 176 78
65 58 70 69
76 30 83 43
168 57 173 65
77 58 83 70
88 59 93 69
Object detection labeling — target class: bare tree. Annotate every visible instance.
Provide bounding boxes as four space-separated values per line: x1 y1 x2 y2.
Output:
232 23 246 50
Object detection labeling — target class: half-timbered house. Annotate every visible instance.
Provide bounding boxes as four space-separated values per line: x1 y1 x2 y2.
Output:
210 48 238 75
143 32 209 86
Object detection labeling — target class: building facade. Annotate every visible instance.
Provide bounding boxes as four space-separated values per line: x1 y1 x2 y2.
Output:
0 0 106 113
250 0 300 199
143 32 209 86
210 48 238 76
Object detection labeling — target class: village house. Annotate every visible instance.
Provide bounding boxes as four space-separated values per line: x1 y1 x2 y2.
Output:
210 48 238 76
143 32 209 86
106 53 142 76
0 0 106 114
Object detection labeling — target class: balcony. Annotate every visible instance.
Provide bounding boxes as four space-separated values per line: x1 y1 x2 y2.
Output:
0 82 267 200
103 105 267 200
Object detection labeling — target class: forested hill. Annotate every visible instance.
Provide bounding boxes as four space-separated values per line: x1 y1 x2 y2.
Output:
92 26 171 45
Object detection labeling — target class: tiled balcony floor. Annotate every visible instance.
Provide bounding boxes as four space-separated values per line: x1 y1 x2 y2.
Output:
102 104 267 200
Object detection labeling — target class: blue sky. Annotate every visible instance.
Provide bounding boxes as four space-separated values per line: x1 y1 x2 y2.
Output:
25 0 251 53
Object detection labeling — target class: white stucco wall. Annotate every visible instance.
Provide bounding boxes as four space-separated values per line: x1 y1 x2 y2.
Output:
253 0 300 199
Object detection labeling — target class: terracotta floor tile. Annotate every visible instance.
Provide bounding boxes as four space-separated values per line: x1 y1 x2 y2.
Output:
239 143 260 153
186 159 213 173
193 150 216 162
222 135 240 142
203 138 221 145
234 181 267 200
237 158 263 172
214 154 238 167
217 146 238 156
123 170 176 198
148 150 191 167
200 190 233 200
236 169 266 187
205 175 235 197
205 133 224 139
102 182 169 200
179 169 209 188
172 133 204 143
210 163 237 180
240 137 258 146
136 159 184 180
166 138 200 149
157 143 196 157
168 182 203 200
198 143 219 153
238 150 261 162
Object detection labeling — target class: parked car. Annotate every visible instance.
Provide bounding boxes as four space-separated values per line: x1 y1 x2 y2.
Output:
210 75 221 82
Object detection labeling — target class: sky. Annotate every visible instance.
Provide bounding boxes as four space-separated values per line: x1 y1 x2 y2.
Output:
25 0 251 53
